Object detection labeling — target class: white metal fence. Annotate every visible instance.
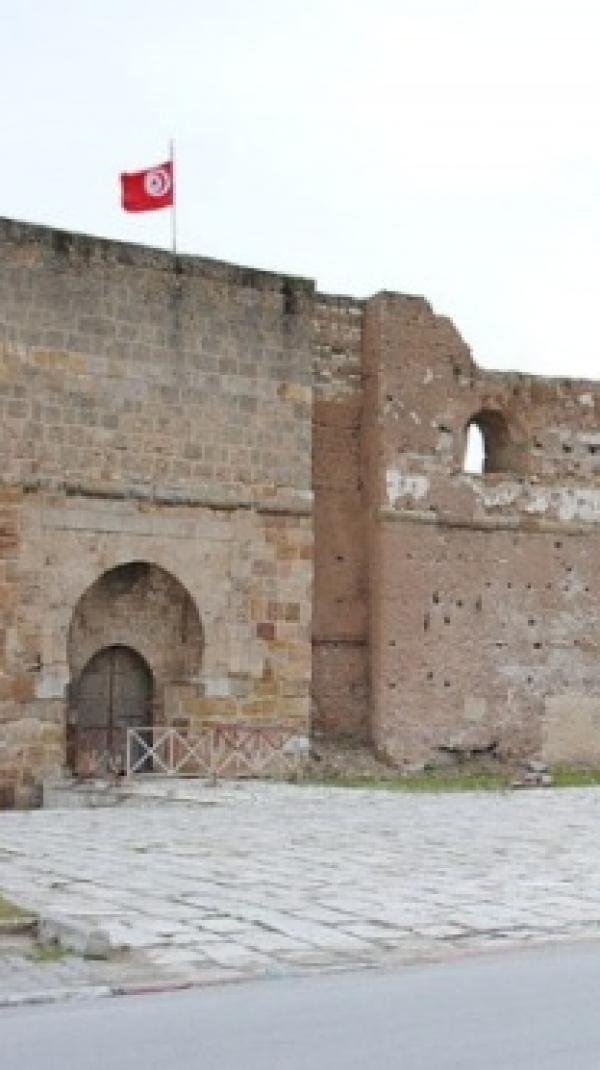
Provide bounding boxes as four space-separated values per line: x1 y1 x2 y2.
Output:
125 724 308 779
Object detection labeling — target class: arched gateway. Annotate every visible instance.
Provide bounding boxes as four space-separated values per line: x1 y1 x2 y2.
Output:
67 562 202 775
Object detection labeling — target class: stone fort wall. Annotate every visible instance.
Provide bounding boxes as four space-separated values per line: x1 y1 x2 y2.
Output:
3 215 600 803
0 219 312 804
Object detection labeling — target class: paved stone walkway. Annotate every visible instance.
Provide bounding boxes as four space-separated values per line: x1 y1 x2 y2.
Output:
2 781 600 1001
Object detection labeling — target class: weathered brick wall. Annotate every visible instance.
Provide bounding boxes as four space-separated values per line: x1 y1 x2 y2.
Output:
312 294 369 740
364 292 600 766
0 219 313 802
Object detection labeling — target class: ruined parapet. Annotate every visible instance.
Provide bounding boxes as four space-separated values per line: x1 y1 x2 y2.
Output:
362 290 600 768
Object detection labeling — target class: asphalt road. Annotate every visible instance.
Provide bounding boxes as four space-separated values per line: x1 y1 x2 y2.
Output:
3 942 600 1069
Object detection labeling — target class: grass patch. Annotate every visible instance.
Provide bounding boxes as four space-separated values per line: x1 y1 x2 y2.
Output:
299 770 512 793
548 767 600 788
301 765 600 793
28 942 73 964
0 893 28 921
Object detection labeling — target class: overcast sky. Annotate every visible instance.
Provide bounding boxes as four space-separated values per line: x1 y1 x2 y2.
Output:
2 1 600 379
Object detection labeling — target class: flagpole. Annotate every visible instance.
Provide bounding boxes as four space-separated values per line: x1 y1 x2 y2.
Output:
169 139 177 257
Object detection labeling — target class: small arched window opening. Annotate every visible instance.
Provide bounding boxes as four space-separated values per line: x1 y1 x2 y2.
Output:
463 422 485 474
463 410 512 475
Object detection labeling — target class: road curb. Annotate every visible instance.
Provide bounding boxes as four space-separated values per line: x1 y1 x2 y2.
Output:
0 975 241 1010
5 932 600 1011
109 980 195 998
0 985 112 1009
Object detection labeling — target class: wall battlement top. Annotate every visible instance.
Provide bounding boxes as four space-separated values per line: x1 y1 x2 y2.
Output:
0 216 315 296
3 216 600 399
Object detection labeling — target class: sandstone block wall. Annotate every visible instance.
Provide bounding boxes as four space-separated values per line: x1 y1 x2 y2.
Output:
0 218 312 500
0 219 313 803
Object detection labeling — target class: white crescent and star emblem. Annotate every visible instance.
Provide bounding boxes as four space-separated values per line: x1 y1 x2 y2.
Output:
144 167 171 198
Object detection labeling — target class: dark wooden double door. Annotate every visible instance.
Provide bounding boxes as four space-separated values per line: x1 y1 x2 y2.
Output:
72 645 152 774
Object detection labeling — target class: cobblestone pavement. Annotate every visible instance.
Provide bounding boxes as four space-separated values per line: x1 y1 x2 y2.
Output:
2 781 600 1002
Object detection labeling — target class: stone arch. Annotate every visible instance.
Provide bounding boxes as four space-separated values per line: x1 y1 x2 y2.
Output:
67 562 203 772
463 409 514 474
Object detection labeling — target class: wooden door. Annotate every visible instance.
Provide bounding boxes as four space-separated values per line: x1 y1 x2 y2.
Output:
73 646 152 774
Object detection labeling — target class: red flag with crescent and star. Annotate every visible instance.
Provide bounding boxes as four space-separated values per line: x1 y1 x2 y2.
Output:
120 160 174 212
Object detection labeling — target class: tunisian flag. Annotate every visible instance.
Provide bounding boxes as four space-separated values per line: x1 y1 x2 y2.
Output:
120 160 174 212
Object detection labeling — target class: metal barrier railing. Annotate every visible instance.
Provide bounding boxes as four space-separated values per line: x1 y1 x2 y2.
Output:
68 727 126 779
125 723 306 779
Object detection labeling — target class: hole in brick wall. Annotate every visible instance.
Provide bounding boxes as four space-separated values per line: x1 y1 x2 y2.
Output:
528 618 536 626
443 679 451 687
526 583 532 589
475 596 483 611
585 586 590 592
426 670 434 680
562 444 573 453
589 445 600 455
527 675 533 684
388 682 397 689
463 422 485 474
443 615 451 625
335 555 344 562
546 582 552 589
533 641 542 649
424 613 430 632
507 582 512 588
463 409 513 474
485 581 492 588
555 541 562 549
389 640 396 647
566 565 573 572
432 591 440 604
456 599 464 607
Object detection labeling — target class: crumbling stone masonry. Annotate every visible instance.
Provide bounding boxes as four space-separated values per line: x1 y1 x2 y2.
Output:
2 216 600 804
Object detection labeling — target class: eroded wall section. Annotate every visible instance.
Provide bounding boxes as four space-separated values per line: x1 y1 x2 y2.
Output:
364 291 600 767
